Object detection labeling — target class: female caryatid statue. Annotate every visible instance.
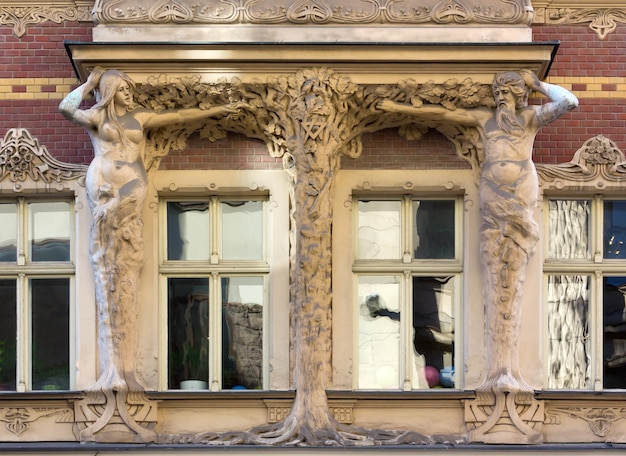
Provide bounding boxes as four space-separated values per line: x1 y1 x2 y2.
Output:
379 70 578 395
60 68 240 393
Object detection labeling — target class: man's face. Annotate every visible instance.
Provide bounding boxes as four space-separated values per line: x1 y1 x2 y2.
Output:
494 85 516 111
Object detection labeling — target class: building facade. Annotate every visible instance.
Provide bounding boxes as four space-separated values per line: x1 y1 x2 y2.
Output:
0 0 626 453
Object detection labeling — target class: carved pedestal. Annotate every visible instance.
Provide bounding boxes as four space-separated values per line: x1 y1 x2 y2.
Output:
73 390 157 443
465 391 544 444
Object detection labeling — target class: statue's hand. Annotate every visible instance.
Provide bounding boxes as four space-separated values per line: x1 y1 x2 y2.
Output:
519 69 542 92
85 67 106 94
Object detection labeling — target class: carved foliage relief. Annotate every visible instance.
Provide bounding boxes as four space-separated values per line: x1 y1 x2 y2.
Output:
534 7 626 39
92 0 533 25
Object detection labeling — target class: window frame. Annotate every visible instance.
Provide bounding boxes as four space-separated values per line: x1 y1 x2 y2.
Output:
158 195 270 391
351 193 464 390
0 197 76 392
543 194 626 391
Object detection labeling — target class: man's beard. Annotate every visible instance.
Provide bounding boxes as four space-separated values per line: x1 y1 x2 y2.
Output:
495 103 523 134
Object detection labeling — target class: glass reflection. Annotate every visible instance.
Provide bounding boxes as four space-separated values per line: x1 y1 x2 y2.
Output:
548 200 591 260
0 204 17 262
221 276 264 389
412 201 455 260
31 278 70 390
358 276 401 389
167 202 210 261
29 202 70 262
221 201 264 260
547 275 590 389
357 201 401 260
604 201 626 259
0 279 16 390
167 278 209 389
603 276 626 389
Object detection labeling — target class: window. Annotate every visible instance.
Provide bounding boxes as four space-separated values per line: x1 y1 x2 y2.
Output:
0 199 73 392
546 197 626 390
161 197 267 390
354 196 461 390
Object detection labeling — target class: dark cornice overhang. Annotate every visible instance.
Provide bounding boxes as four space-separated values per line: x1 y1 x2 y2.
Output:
65 41 559 85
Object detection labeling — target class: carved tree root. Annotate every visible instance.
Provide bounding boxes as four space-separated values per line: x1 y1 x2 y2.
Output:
159 415 466 447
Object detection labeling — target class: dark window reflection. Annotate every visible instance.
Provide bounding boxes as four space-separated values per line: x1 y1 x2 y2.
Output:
0 279 16 390
32 278 70 390
413 200 455 260
604 201 626 259
167 278 209 389
603 276 626 389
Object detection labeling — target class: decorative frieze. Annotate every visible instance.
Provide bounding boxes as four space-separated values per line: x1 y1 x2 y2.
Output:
0 407 73 436
546 407 626 437
0 2 92 37
92 0 533 25
534 6 626 39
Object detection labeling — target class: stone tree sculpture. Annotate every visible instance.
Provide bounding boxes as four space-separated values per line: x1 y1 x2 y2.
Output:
59 68 241 442
379 70 578 443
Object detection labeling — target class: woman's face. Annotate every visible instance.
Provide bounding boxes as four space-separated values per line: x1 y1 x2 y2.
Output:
114 81 132 109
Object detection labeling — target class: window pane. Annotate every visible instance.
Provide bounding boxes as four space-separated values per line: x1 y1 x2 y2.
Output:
167 202 210 261
412 276 455 389
547 275 590 389
413 200 455 260
603 276 626 389
222 276 264 389
0 279 16 390
357 201 401 260
167 278 209 389
604 201 626 259
358 275 401 389
29 202 70 262
221 201 264 260
548 200 591 260
0 204 17 262
31 278 70 390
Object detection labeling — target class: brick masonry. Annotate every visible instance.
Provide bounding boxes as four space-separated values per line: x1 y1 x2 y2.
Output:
0 21 624 169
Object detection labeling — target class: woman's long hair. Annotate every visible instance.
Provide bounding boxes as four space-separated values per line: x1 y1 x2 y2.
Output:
92 69 136 147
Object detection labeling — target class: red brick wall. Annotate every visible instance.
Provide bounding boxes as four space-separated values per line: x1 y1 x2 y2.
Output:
1 20 624 170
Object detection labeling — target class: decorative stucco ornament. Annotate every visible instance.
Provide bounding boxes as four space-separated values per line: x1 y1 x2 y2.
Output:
91 0 533 25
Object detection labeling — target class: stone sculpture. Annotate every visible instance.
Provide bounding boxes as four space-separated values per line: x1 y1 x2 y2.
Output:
59 68 240 441
379 70 578 443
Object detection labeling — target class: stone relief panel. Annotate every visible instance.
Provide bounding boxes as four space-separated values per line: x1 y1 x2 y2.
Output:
545 407 626 438
0 128 87 191
92 0 533 25
0 407 73 437
533 7 626 39
0 2 92 37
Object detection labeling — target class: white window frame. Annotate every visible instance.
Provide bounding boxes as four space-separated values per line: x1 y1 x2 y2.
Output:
152 170 290 392
159 195 269 391
0 197 76 392
543 194 626 391
351 194 463 390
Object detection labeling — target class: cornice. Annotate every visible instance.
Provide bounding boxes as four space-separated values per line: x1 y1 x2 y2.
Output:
0 1 93 37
